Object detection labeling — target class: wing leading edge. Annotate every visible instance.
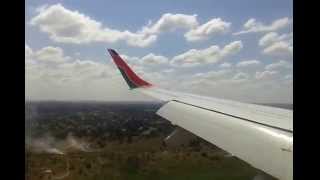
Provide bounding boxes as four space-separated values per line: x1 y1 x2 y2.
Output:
107 49 293 180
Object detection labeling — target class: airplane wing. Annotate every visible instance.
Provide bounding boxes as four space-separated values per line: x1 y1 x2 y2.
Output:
107 49 293 180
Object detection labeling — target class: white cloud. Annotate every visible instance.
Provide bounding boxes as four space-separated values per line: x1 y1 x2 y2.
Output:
259 32 293 57
285 74 292 80
25 43 292 103
140 53 168 65
28 49 168 89
140 13 198 34
219 62 232 68
259 32 292 47
162 68 174 73
178 67 291 103
262 41 293 57
30 4 157 47
259 32 278 46
25 44 33 58
184 18 231 41
114 42 241 69
30 4 232 47
26 44 159 101
171 41 243 67
265 60 292 71
220 41 243 56
26 45 116 85
236 60 260 67
233 17 291 35
283 74 293 85
124 33 157 47
232 72 249 82
124 41 242 68
255 70 278 80
25 45 37 74
194 69 232 80
34 46 70 64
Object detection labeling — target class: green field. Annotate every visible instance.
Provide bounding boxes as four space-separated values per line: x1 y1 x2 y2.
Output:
25 102 277 180
26 137 272 180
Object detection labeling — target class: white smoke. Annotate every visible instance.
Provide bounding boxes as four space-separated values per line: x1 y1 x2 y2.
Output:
46 148 64 155
64 133 91 152
26 133 95 155
28 134 64 155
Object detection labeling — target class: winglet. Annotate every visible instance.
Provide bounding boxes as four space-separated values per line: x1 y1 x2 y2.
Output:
107 49 152 89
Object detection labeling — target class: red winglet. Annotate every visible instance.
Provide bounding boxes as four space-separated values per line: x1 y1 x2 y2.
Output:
107 49 152 89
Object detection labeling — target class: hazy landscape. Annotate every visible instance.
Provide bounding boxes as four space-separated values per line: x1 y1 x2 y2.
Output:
25 101 287 180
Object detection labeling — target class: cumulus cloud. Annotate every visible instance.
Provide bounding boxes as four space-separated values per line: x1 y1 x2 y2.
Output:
255 70 278 80
125 41 242 68
30 4 232 47
198 71 249 84
34 46 71 64
236 60 260 68
144 15 231 42
233 17 291 35
262 41 293 57
178 65 292 103
30 4 156 47
259 32 293 57
285 74 292 80
25 44 118 99
265 60 292 71
194 69 232 80
221 41 243 56
140 53 168 65
162 68 174 73
259 32 292 47
26 48 165 102
219 62 232 68
25 43 292 103
184 18 231 41
284 74 293 85
171 41 243 67
232 72 249 82
140 13 198 34
124 33 157 47
25 44 33 58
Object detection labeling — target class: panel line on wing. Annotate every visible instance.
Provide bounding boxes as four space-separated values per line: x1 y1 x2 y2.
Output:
171 100 293 133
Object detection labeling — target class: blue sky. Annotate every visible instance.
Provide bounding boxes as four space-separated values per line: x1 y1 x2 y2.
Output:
25 0 293 103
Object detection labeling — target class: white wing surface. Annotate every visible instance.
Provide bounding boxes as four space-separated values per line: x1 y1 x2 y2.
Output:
107 49 293 180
